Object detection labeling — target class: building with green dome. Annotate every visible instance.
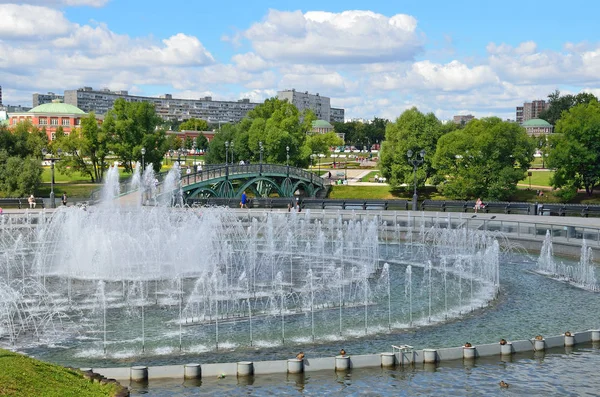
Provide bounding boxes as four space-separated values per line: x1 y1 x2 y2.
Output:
8 99 98 140
522 118 554 136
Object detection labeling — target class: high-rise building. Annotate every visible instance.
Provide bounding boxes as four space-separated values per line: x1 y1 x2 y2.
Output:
33 92 65 107
453 114 475 125
64 87 259 123
278 89 346 124
330 107 345 123
516 100 548 124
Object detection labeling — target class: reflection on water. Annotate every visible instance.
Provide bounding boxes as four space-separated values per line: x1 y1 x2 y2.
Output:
133 344 600 396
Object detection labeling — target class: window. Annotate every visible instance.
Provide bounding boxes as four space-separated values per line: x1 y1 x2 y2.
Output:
50 118 58 126
62 118 70 126
39 118 48 125
74 119 81 125
51 132 56 141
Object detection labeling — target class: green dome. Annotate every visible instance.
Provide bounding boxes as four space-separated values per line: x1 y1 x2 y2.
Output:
29 102 86 115
312 119 333 128
522 118 552 127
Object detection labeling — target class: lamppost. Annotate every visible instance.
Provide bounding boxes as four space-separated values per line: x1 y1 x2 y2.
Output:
259 141 263 175
318 153 321 176
42 148 62 208
407 149 426 211
230 141 235 165
225 141 230 165
344 155 347 181
177 148 184 165
141 147 146 172
286 145 290 176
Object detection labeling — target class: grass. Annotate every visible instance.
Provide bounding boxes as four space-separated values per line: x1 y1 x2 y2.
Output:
518 171 554 188
329 185 446 200
360 171 381 182
42 168 133 183
0 348 120 397
37 184 98 200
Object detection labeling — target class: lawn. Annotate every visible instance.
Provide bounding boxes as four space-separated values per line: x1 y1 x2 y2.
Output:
0 348 120 397
41 167 133 183
518 171 554 188
360 171 381 182
329 185 446 200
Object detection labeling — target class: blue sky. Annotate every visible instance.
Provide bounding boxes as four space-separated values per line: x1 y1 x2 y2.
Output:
1 0 599 120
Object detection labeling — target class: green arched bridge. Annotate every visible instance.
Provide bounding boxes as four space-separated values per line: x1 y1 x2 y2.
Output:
179 163 327 200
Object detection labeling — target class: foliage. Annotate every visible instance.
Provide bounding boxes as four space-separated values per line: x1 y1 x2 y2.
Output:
195 133 208 151
433 117 534 200
206 98 315 166
305 132 344 158
547 100 600 196
0 348 119 397
179 118 208 131
0 123 44 197
103 98 166 172
379 108 446 190
539 90 598 125
332 117 388 147
55 113 108 183
0 152 42 197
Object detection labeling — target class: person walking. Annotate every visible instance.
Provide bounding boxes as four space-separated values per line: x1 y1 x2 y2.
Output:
240 191 248 209
62 192 68 206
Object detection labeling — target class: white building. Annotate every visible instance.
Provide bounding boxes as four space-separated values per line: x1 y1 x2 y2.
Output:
64 87 260 123
278 89 345 123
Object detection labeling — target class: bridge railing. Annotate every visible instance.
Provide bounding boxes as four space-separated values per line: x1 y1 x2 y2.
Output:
180 164 326 187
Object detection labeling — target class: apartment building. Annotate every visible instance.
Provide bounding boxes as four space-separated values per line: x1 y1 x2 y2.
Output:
453 114 475 125
64 87 260 123
278 89 346 124
33 92 65 107
330 107 345 123
516 100 548 124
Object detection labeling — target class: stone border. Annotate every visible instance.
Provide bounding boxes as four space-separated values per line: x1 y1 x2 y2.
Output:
92 330 600 382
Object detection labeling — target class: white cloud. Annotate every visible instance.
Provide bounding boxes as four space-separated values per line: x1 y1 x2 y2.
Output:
0 4 72 39
371 60 498 92
243 9 423 64
0 0 109 7
231 52 270 72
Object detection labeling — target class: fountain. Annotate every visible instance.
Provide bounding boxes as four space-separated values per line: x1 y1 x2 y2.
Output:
0 164 597 369
535 230 599 291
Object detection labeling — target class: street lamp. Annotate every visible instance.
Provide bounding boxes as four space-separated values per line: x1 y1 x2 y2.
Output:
230 141 235 165
259 141 264 174
407 149 426 211
42 148 62 208
225 141 230 165
286 146 290 167
141 147 146 172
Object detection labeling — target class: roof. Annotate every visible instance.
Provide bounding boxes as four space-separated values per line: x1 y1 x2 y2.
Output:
523 118 552 127
312 119 334 128
28 102 86 115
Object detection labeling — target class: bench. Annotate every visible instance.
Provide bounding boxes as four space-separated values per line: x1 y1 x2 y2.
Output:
0 198 23 209
482 202 531 215
581 205 600 218
420 200 446 211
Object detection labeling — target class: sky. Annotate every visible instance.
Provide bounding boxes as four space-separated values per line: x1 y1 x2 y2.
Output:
0 0 599 121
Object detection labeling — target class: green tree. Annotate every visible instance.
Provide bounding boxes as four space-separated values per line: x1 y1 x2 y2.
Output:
206 98 315 166
433 117 534 200
55 112 108 183
547 100 600 198
0 151 42 197
195 133 208 151
304 132 343 159
539 90 598 125
379 108 444 189
180 118 208 131
104 99 166 172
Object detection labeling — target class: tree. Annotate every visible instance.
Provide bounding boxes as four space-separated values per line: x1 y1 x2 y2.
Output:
104 99 166 172
179 118 208 132
547 100 600 198
379 108 444 190
304 132 344 159
539 90 598 125
195 133 208 151
55 112 108 183
206 98 315 166
0 152 42 197
433 117 534 200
